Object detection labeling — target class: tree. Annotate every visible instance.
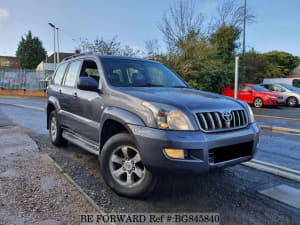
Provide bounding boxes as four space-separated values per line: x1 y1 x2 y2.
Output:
16 31 46 69
210 24 241 63
158 0 204 52
262 51 300 77
79 36 142 57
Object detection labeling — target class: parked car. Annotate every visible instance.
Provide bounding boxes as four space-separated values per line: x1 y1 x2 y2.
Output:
222 83 284 108
47 53 259 198
263 78 300 90
261 83 300 107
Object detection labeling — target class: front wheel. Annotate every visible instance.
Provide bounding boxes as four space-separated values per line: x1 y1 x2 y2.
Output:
100 133 157 198
287 97 298 107
253 97 264 108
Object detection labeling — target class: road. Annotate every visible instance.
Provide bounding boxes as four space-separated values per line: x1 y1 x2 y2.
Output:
0 97 300 225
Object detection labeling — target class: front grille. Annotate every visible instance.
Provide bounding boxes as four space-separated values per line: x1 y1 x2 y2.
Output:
196 110 248 132
209 141 253 164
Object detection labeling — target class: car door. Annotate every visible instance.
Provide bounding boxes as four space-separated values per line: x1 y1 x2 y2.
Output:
72 59 104 142
60 60 83 129
50 62 69 127
238 85 251 103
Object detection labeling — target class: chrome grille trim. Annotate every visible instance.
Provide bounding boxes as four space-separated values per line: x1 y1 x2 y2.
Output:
195 109 248 133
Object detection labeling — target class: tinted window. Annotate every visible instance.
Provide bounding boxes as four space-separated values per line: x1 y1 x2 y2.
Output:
64 61 82 87
80 60 100 83
102 59 187 88
293 79 300 88
53 63 68 85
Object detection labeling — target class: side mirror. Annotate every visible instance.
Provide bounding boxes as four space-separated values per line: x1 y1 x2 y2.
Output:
78 77 99 92
248 89 253 93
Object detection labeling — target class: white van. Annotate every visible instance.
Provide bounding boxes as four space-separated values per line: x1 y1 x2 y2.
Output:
263 78 300 89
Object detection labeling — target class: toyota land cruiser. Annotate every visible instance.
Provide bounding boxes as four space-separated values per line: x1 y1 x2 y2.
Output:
46 53 259 198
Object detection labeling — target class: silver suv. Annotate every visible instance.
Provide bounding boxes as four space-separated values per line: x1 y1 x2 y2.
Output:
46 53 259 198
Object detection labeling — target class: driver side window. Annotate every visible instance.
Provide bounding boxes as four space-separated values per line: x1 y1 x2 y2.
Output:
80 60 100 84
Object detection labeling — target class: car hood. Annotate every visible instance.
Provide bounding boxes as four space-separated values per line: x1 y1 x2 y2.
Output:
119 87 244 111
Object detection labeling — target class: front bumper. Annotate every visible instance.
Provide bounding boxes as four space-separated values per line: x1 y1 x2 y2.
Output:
128 123 260 174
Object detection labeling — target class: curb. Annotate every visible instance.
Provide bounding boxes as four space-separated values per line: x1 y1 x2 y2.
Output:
260 125 300 135
45 155 116 222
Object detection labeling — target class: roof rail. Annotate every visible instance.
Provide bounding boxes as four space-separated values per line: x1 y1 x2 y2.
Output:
62 52 93 62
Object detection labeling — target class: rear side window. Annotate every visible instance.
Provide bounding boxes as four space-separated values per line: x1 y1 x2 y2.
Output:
53 63 68 85
63 61 82 87
238 85 250 91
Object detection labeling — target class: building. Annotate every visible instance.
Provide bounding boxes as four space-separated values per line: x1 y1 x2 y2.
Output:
36 52 74 71
0 56 20 69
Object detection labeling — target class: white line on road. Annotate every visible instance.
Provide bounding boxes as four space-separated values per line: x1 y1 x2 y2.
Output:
255 114 300 121
0 103 44 111
242 161 300 182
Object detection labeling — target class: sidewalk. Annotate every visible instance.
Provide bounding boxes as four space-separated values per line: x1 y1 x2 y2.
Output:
0 126 96 224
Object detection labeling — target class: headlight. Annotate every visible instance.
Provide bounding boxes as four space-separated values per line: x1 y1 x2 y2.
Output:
267 95 277 99
142 102 194 130
246 104 255 123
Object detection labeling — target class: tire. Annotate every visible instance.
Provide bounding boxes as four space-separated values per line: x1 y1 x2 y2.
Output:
100 133 157 198
253 97 264 108
49 111 67 146
287 97 298 107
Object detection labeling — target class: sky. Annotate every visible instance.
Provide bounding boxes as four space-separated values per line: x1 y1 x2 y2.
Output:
0 0 299 57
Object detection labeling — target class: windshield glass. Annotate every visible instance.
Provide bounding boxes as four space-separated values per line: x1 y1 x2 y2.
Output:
102 59 187 88
250 85 268 92
279 83 299 92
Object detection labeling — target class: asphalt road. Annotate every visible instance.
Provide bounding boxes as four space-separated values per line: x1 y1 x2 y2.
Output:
0 97 300 224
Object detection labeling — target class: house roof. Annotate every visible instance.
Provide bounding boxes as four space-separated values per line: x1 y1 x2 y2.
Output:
0 56 21 69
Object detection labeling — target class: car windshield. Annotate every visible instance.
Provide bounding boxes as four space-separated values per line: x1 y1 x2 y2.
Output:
102 59 188 88
250 85 268 92
279 83 299 92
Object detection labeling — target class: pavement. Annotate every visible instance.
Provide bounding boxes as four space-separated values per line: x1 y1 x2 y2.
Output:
0 126 97 224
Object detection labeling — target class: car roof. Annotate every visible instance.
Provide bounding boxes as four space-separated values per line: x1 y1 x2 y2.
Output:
62 53 159 64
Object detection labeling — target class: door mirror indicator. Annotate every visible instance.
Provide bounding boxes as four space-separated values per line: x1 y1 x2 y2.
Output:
78 77 99 92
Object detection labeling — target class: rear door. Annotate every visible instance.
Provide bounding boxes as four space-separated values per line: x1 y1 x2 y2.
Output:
60 60 83 129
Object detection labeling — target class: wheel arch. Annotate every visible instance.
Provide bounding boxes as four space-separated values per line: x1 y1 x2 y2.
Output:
99 107 145 151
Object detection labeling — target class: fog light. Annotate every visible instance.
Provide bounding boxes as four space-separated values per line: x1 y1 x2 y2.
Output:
164 148 184 159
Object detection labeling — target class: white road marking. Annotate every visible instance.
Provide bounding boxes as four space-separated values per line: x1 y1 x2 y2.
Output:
255 114 300 121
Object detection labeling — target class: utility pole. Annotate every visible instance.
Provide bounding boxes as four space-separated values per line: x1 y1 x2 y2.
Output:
56 27 60 64
242 0 246 56
48 23 56 70
234 56 239 99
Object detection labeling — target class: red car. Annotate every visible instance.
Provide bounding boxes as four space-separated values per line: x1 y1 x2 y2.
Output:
222 83 284 108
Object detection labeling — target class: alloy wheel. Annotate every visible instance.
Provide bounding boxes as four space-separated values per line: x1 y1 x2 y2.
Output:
109 145 146 188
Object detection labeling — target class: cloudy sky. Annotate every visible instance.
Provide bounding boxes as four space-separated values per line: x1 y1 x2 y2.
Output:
0 0 299 57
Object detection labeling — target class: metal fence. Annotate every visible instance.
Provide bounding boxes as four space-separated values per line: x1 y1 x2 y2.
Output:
0 69 53 90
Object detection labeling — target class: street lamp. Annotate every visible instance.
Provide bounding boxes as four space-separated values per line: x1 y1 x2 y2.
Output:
56 27 60 63
48 23 56 70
